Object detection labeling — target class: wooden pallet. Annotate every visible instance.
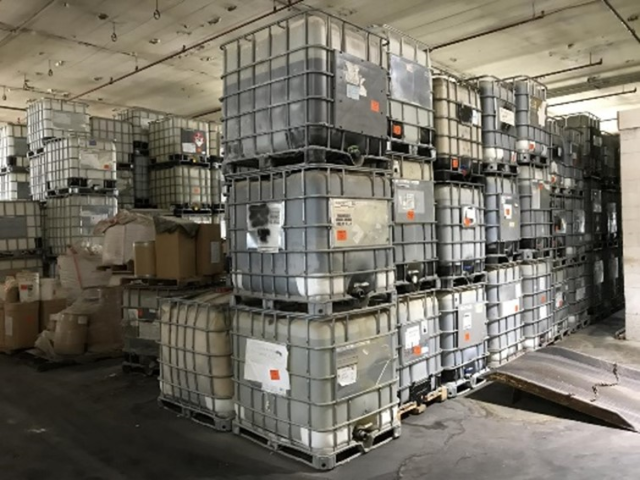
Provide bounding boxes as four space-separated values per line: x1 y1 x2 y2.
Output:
398 386 448 420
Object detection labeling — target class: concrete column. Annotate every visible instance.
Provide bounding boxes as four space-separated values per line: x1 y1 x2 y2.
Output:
618 109 640 341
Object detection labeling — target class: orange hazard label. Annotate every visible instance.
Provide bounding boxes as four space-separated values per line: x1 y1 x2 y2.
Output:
392 124 402 136
371 100 380 112
336 230 348 241
412 345 422 355
407 210 415 221
452 158 459 169
464 332 471 342
269 370 280 381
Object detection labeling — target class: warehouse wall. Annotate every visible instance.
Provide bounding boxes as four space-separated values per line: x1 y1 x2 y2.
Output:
619 109 640 341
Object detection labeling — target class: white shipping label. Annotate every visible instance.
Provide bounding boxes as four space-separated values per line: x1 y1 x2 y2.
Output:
594 135 603 147
246 202 284 253
576 287 586 301
502 299 520 316
555 292 564 308
462 206 477 228
182 142 196 154
538 100 547 127
404 325 421 348
343 60 367 97
516 283 522 298
210 241 221 264
538 276 546 290
79 150 101 170
337 364 358 387
4 316 12 336
330 198 388 248
332 200 355 226
471 109 480 126
539 305 548 319
499 107 515 127
463 312 472 330
244 339 290 395
399 191 416 211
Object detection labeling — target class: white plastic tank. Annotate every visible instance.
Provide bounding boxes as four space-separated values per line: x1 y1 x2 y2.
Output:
518 165 551 248
396 291 441 403
485 264 523 367
477 76 517 168
483 175 520 258
520 260 553 350
511 77 550 161
232 303 399 464
228 166 394 311
392 155 437 286
159 291 234 422
437 285 487 385
435 182 485 277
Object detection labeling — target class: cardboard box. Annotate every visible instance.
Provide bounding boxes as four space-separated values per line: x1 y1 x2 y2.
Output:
196 224 224 277
155 230 197 280
0 301 40 352
40 298 68 332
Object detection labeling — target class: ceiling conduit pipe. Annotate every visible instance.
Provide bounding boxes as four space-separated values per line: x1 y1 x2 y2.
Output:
533 59 603 79
69 0 305 101
550 88 637 106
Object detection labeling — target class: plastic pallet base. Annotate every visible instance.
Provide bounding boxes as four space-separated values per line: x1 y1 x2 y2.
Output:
387 140 435 160
232 421 400 471
523 331 554 352
517 152 548 166
46 187 118 198
482 162 518 176
438 272 487 290
485 252 522 266
150 157 211 168
395 275 440 295
442 370 489 399
158 397 233 432
398 385 447 420
223 145 391 176
519 248 553 260
231 290 396 316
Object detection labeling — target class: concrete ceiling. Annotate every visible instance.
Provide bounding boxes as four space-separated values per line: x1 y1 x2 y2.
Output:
0 0 639 132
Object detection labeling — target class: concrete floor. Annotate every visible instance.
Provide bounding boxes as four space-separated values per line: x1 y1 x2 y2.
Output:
2 315 640 480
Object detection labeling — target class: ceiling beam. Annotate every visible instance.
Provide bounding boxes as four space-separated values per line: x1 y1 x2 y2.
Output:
602 0 640 44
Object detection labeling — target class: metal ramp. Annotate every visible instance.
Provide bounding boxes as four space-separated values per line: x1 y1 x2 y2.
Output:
489 346 640 432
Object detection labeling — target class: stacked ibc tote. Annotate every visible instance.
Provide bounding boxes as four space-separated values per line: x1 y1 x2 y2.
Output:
432 76 488 395
26 99 118 261
0 124 43 277
510 77 554 350
476 77 523 369
222 12 399 469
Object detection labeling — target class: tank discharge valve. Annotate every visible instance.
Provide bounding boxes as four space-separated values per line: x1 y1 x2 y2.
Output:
353 423 377 451
351 282 370 299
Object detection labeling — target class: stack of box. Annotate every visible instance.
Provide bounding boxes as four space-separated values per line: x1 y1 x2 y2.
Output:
223 12 400 469
476 76 523 367
0 123 30 201
432 75 488 395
